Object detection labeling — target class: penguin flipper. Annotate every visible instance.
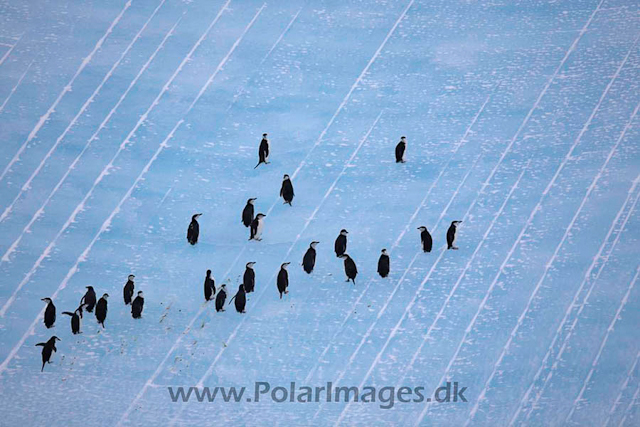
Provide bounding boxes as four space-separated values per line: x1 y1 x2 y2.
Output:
35 343 45 347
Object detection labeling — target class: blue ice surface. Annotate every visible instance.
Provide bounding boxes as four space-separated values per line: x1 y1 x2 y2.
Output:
0 0 638 425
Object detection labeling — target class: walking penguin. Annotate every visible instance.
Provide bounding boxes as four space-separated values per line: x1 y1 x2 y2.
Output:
187 213 202 245
229 285 246 313
280 174 294 205
204 270 216 301
302 241 319 274
243 262 256 293
35 336 60 372
447 221 462 250
41 297 56 329
215 284 227 312
81 286 96 313
131 291 144 319
62 304 85 334
377 249 390 278
417 226 433 253
255 133 270 168
95 294 109 328
242 198 257 227
335 229 348 257
395 136 407 163
277 262 290 299
339 254 358 284
123 274 135 305
249 214 266 241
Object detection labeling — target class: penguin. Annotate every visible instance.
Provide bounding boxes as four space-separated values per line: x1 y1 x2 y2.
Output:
243 262 256 293
417 226 433 253
254 133 270 168
242 198 257 227
334 229 348 257
95 293 108 328
204 270 216 301
41 297 56 329
131 291 144 319
229 285 246 313
280 174 294 206
339 254 358 284
123 274 135 305
249 214 266 241
395 136 407 163
447 220 462 250
377 249 390 278
35 336 60 372
187 213 202 245
277 262 290 299
215 284 227 312
302 241 319 274
62 304 85 335
80 286 97 313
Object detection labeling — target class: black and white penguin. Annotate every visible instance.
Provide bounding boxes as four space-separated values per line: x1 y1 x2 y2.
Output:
35 336 60 372
215 284 227 312
242 198 257 227
95 293 108 328
243 262 256 293
334 229 348 257
339 254 358 284
187 213 202 245
131 291 144 319
62 304 85 335
395 136 407 163
447 220 462 250
302 241 319 274
123 274 135 305
81 286 96 313
280 174 294 205
41 297 56 329
277 262 290 299
204 270 216 301
377 249 390 278
229 285 246 313
254 133 270 168
417 226 433 253
249 214 266 241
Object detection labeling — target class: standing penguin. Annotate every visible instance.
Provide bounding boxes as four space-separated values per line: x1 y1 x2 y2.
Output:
249 214 266 241
95 294 109 328
215 284 227 312
123 274 135 305
41 297 56 329
242 198 257 227
229 285 246 313
417 226 433 253
131 291 144 319
80 286 97 313
377 249 390 278
204 270 216 301
302 241 319 274
277 262 290 299
62 304 85 334
35 336 60 372
395 136 407 163
243 262 256 293
339 254 358 284
187 213 202 245
447 221 462 250
334 229 348 257
254 133 270 168
280 174 294 206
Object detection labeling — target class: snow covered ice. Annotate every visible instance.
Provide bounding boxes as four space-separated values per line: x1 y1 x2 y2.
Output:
0 0 638 425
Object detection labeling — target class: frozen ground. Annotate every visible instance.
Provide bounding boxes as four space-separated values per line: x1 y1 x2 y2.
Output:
0 0 638 425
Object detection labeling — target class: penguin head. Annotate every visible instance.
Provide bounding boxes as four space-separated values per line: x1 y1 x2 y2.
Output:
281 262 291 269
206 269 212 276
417 226 427 232
239 284 245 292
86 286 94 291
41 297 52 303
128 274 135 281
246 262 256 268
248 198 257 204
283 174 290 181
192 213 202 220
451 220 462 227
381 248 388 255
310 241 319 248
262 133 268 138
137 291 144 297
102 293 109 299
256 213 266 220
221 284 227 290
51 336 61 342
340 229 348 236
401 136 406 141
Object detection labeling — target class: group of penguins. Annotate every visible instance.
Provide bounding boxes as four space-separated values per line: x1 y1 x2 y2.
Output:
36 134 462 372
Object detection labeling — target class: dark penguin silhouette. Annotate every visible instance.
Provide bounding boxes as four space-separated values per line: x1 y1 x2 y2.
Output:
229 285 246 313
377 249 390 278
447 221 462 250
250 213 266 241
340 254 358 284
334 229 348 257
204 270 216 301
242 198 257 227
81 286 96 313
215 284 227 312
395 136 407 163
123 274 135 305
95 293 109 328
187 213 202 245
280 174 294 205
254 133 270 168
277 262 290 299
41 297 56 329
35 336 60 372
243 262 256 293
417 226 432 253
131 291 144 319
62 304 85 334
302 241 319 274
